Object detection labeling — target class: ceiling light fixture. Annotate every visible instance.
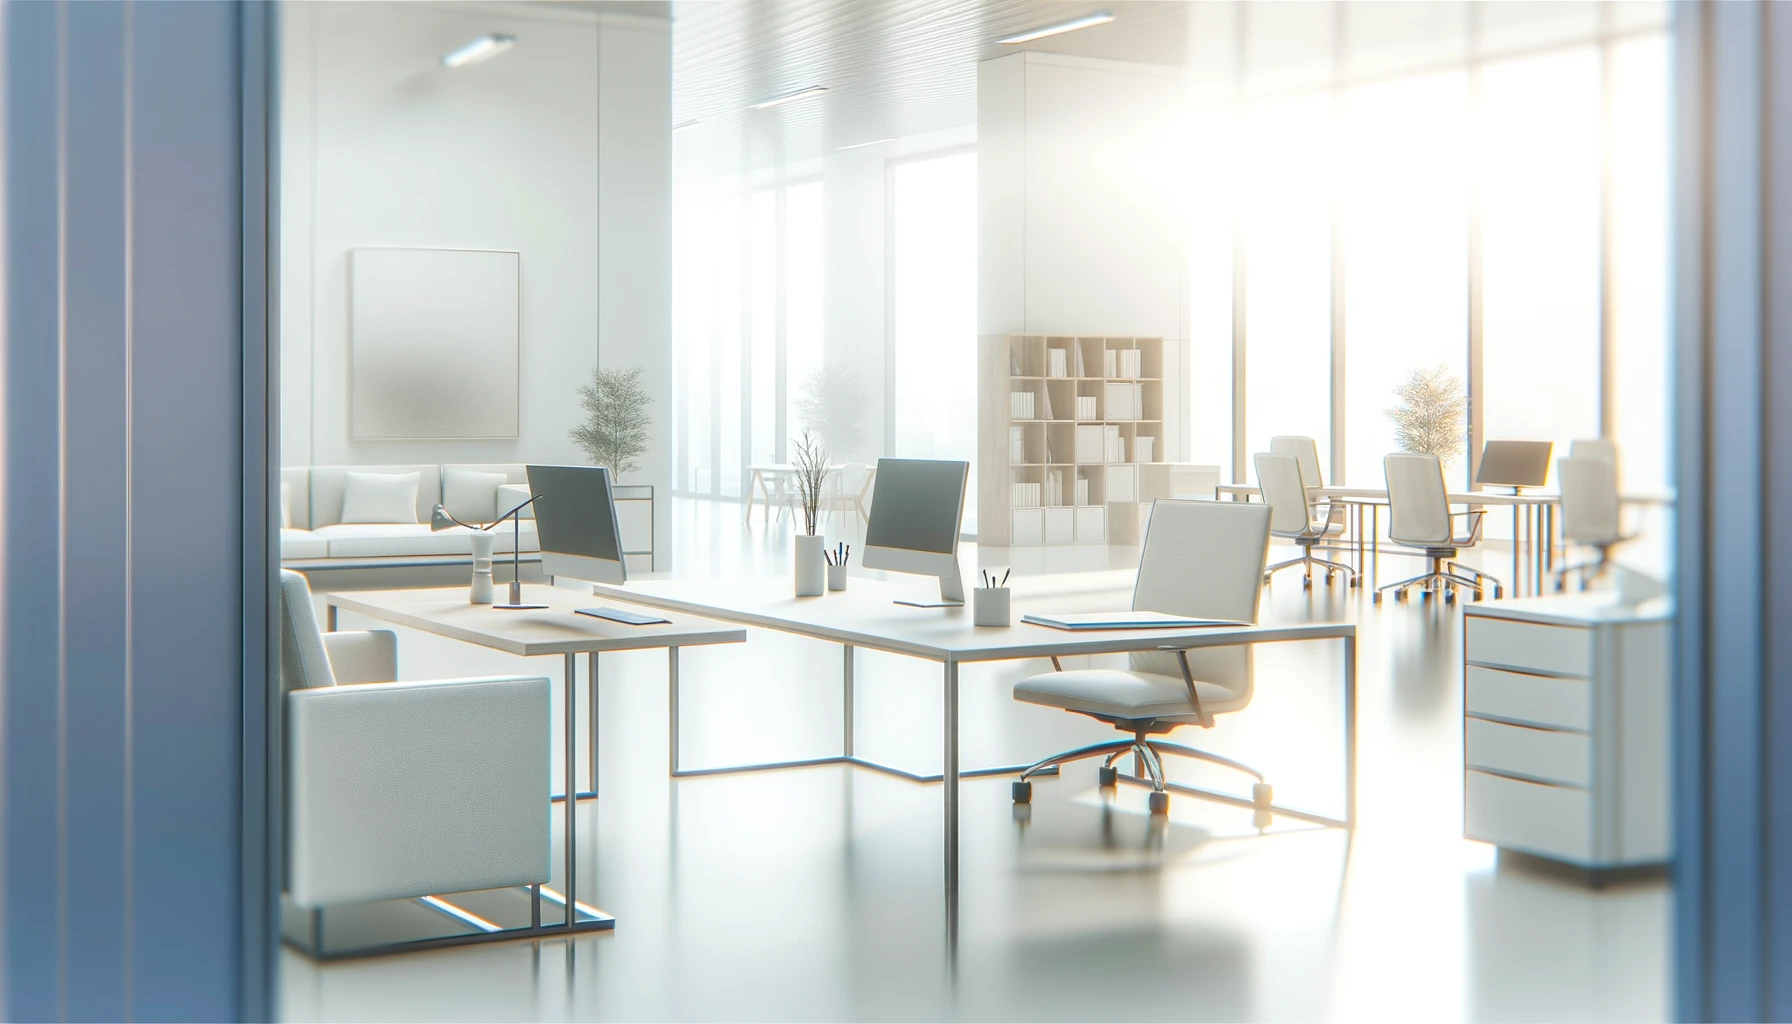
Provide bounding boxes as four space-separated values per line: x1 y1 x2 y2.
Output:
673 120 701 134
747 86 828 110
837 138 895 150
996 10 1115 45
442 34 517 69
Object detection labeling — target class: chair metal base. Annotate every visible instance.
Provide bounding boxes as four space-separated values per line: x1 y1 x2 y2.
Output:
1010 729 1277 819
1374 555 1503 604
1265 542 1360 589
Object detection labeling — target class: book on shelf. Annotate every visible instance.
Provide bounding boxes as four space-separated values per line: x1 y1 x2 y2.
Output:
1104 425 1124 463
1047 349 1069 378
1075 395 1098 420
1075 425 1104 464
1103 349 1117 378
1009 425 1025 464
1011 481 1042 508
1133 436 1155 464
1010 391 1036 420
1075 476 1090 506
1072 343 1085 376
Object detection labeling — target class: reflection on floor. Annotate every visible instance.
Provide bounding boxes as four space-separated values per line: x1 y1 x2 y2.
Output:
282 497 1669 1022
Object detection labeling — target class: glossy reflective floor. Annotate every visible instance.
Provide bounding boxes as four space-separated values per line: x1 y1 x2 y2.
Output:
282 498 1670 1022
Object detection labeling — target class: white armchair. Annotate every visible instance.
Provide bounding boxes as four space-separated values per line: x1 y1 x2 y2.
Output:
278 570 551 929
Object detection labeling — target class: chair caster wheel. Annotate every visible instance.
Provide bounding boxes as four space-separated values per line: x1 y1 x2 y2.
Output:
1011 780 1031 804
1302 576 1312 590
1252 782 1273 808
1350 576 1361 588
1098 765 1118 787
1494 587 1504 599
1395 589 1408 602
1326 571 1336 583
1372 591 1382 604
1444 590 1456 604
1263 573 1273 583
1147 791 1169 815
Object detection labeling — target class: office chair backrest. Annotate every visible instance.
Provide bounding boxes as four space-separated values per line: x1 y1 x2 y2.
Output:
1254 452 1313 537
279 569 336 693
1270 435 1325 490
1557 456 1622 546
1569 438 1617 464
1384 453 1452 546
1129 499 1270 699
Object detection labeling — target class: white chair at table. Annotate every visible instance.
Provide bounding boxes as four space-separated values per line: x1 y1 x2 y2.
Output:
1270 434 1347 538
821 462 876 533
1009 499 1276 818
1569 437 1618 464
279 570 551 939
1553 454 1632 591
1255 452 1358 589
1374 453 1504 604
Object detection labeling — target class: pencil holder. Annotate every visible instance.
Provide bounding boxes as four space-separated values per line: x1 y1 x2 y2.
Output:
973 587 1011 627
827 563 848 592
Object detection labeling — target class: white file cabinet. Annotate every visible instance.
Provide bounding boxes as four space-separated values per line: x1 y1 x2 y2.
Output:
1461 594 1672 871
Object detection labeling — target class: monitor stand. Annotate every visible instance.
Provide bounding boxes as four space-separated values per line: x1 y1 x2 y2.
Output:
893 564 966 608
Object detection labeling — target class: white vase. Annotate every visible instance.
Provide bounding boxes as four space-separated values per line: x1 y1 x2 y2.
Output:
794 533 826 597
469 530 496 604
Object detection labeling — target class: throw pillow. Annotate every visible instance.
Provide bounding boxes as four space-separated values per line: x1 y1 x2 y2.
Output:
443 468 507 524
340 471 421 525
497 483 535 519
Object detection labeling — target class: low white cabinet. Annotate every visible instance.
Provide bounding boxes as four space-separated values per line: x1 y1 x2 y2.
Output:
1461 594 1672 871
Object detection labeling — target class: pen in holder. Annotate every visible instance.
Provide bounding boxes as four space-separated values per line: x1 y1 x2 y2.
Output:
825 542 850 592
974 568 1012 627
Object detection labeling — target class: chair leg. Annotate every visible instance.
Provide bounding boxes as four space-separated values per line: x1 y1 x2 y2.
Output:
1134 743 1167 792
1147 740 1266 783
1263 554 1309 582
1017 739 1136 782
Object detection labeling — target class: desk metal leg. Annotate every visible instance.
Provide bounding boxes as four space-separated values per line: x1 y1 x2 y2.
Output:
943 659 959 957
1344 634 1357 827
843 644 855 757
668 646 681 775
588 652 599 796
326 602 337 632
563 652 577 928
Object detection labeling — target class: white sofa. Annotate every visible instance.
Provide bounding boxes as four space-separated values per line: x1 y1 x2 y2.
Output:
280 463 540 563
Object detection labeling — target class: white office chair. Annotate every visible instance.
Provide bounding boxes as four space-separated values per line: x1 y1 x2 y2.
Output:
1269 434 1347 537
279 570 551 946
1374 453 1503 604
1569 437 1618 464
1256 451 1358 588
1553 455 1631 591
1009 500 1275 816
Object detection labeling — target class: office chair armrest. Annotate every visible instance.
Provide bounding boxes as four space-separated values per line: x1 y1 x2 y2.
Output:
1157 647 1210 727
322 629 398 685
1447 509 1486 544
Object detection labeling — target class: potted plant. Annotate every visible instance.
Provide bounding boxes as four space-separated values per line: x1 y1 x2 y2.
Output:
791 429 829 597
1386 364 1467 467
570 365 652 479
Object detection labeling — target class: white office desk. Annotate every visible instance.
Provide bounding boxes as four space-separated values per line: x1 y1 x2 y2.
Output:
591 571 1356 949
324 585 746 944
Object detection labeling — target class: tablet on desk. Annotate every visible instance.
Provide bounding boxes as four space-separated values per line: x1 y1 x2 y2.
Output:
1021 612 1247 631
576 606 671 626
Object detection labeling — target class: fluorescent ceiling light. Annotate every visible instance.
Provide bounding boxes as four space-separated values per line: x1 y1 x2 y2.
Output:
997 10 1115 45
747 86 828 110
442 34 516 69
838 138 895 150
672 120 701 134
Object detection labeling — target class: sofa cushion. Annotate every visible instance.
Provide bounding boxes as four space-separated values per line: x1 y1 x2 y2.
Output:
309 464 440 528
313 522 539 559
282 467 312 529
497 482 534 519
280 529 329 560
443 468 507 524
341 471 421 525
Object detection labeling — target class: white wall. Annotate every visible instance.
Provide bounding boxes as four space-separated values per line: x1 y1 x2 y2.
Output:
977 50 1190 457
281 1 674 561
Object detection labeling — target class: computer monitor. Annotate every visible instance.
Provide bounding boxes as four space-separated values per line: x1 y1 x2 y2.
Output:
1475 440 1554 490
861 458 969 607
525 464 627 585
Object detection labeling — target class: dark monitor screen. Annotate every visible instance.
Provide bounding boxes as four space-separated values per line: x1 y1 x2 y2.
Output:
525 464 622 563
1476 440 1555 489
864 459 967 555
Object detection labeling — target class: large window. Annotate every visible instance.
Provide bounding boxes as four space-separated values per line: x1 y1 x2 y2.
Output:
673 180 823 499
891 151 978 530
1190 19 1670 504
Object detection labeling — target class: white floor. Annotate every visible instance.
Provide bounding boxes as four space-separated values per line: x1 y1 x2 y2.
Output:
281 497 1670 1022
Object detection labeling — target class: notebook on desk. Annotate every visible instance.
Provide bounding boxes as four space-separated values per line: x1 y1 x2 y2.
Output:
1021 612 1247 631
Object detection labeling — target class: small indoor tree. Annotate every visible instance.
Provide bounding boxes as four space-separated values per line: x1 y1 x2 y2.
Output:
793 365 868 461
1386 364 1468 466
570 365 652 478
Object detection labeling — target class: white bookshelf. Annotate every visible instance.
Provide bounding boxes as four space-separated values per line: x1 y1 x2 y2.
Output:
978 334 1183 546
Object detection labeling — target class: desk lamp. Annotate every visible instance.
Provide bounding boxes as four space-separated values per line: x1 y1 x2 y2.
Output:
431 494 547 610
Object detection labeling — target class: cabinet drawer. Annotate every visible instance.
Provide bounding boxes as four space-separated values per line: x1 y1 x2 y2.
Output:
1465 616 1591 677
1465 665 1593 732
1043 507 1074 544
1011 509 1044 545
1074 506 1106 543
1466 717 1592 787
1466 769 1593 864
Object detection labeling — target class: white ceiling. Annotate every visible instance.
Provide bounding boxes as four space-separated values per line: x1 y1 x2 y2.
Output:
667 0 1669 182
